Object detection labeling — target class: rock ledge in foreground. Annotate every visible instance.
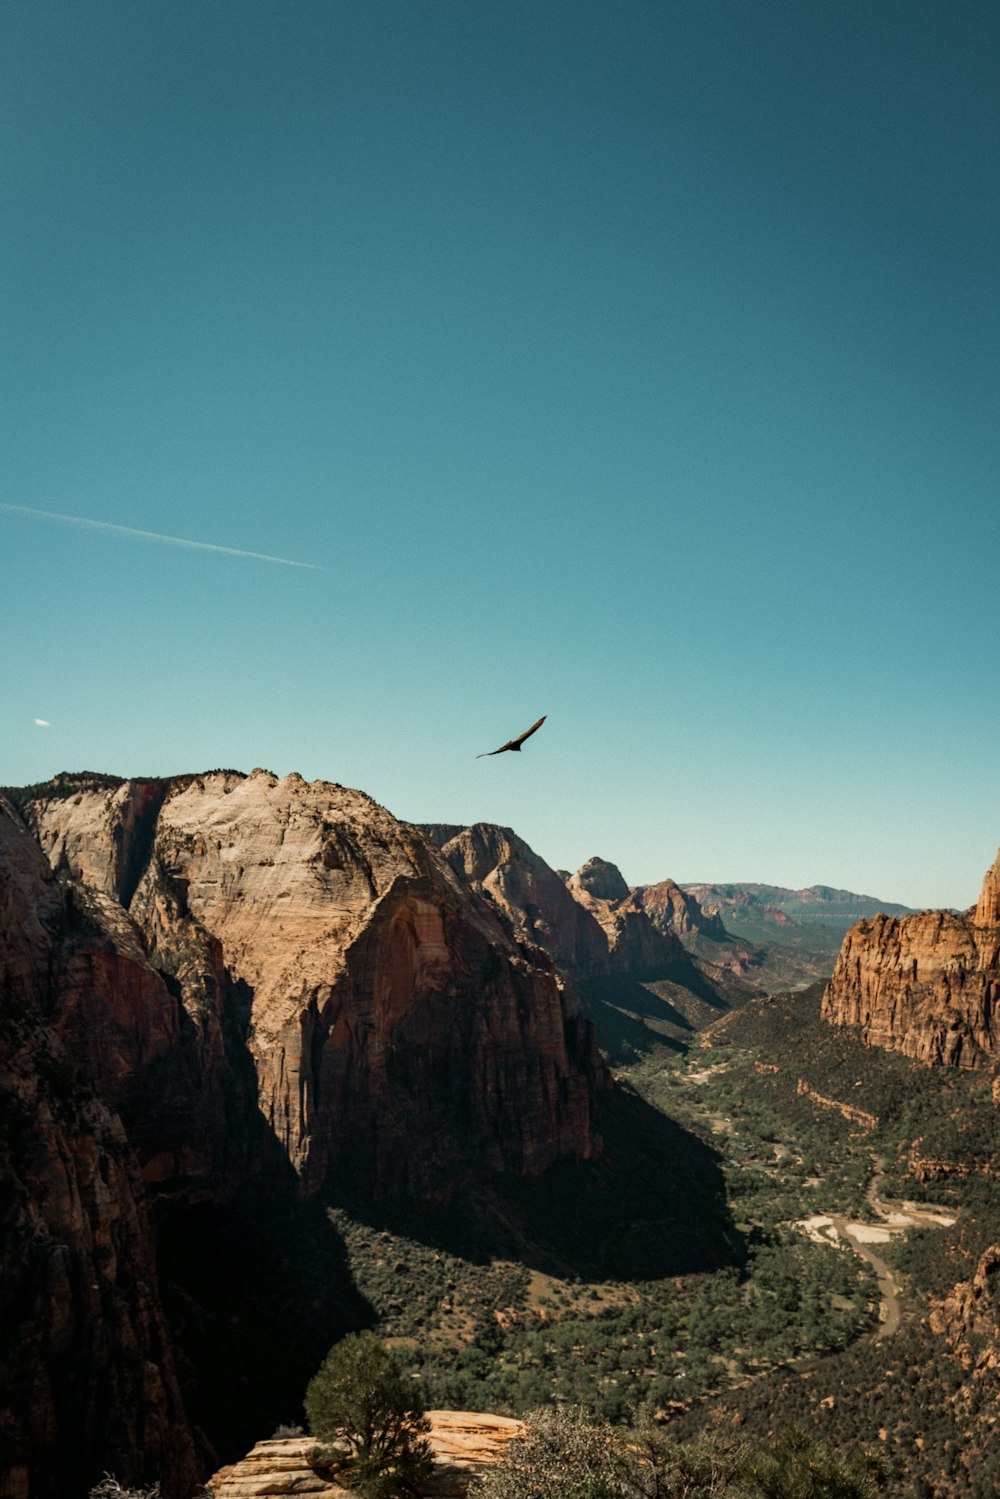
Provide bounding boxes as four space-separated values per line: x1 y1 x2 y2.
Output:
207 1411 525 1498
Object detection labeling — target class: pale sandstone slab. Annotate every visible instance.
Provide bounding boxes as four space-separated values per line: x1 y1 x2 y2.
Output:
207 1412 525 1499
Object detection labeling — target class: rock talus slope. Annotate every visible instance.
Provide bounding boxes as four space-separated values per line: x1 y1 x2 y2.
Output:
930 1244 1000 1384
821 849 1000 1068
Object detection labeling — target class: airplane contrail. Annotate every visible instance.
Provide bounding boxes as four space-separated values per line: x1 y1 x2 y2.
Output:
0 503 324 570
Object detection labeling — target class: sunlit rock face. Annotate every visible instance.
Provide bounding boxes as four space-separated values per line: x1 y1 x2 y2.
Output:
566 856 687 976
637 878 727 942
821 848 1000 1069
19 770 606 1197
3 772 609 1491
432 822 610 977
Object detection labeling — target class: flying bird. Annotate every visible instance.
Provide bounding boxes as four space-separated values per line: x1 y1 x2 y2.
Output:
477 715 547 758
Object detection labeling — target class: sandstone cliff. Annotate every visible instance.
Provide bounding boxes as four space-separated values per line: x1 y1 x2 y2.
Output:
0 796 198 1498
1 772 611 1494
431 823 609 977
566 857 687 975
637 879 728 942
17 771 605 1197
821 849 1000 1069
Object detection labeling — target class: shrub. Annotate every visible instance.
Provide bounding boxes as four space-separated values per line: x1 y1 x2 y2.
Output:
88 1480 160 1499
472 1406 889 1499
470 1405 632 1499
304 1330 432 1498
746 1423 890 1498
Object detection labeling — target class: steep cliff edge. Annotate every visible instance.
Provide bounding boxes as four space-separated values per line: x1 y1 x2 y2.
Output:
821 849 1000 1069
18 771 605 1196
2 772 611 1491
431 823 609 976
566 857 687 975
0 797 198 1498
637 879 727 942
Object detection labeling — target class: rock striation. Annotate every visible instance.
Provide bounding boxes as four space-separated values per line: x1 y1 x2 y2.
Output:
206 1412 525 1498
15 771 606 1197
566 857 686 975
821 849 1000 1069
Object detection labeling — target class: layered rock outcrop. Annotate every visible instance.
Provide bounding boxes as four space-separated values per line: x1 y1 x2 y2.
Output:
821 850 1000 1069
431 823 609 976
16 771 605 1196
566 857 686 975
207 1412 525 1498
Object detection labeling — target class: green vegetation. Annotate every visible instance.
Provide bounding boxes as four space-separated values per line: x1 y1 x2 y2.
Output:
326 1193 869 1415
470 1405 889 1498
304 1331 433 1497
322 980 1000 1495
642 988 1000 1497
324 1034 877 1421
745 1422 891 1498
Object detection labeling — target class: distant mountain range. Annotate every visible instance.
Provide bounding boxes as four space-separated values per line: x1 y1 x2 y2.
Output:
679 881 915 956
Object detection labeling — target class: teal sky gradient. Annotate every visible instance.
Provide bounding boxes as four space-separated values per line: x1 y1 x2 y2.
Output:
3 1 998 909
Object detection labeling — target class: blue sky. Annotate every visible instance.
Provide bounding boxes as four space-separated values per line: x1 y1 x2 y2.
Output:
3 1 998 909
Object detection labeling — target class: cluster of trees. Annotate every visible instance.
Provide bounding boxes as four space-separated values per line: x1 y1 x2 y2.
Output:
329 1179 873 1422
474 1405 890 1499
298 1333 889 1498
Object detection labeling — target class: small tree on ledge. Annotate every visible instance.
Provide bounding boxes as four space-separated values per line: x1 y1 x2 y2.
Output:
304 1330 433 1498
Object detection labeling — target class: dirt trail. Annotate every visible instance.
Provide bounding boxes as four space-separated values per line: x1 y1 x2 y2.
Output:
831 1160 955 1341
830 1213 901 1340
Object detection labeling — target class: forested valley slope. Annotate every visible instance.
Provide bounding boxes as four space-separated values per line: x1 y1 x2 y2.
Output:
1 771 997 1497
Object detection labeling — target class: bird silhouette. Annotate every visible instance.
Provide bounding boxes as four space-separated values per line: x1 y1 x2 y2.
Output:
477 715 547 758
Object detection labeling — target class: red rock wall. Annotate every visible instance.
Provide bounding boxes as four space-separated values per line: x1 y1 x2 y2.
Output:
21 772 606 1196
821 851 1000 1069
0 798 198 1498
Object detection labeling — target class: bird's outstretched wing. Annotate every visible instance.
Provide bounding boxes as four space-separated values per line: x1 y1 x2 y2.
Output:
477 715 547 757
